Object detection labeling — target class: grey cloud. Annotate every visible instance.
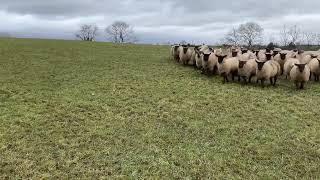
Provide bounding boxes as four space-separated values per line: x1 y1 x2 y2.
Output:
1 0 320 44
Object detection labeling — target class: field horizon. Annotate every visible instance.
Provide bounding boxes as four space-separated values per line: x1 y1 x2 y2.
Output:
0 38 319 179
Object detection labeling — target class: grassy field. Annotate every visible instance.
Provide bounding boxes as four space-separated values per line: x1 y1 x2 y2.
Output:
0 38 319 179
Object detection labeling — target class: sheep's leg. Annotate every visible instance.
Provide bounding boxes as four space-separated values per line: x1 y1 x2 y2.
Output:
249 75 253 83
300 82 305 89
225 75 229 83
242 77 247 84
238 75 241 82
231 73 235 81
273 76 278 86
295 81 300 89
261 79 265 88
270 78 273 86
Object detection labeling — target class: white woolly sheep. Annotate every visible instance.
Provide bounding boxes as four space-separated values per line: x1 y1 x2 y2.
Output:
255 60 281 88
290 63 310 89
308 58 320 81
238 59 257 83
217 55 239 83
284 58 300 79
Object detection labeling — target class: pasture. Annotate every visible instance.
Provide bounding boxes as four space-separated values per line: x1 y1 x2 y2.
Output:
0 38 319 179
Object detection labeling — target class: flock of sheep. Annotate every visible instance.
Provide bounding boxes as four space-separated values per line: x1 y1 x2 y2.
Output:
170 44 320 89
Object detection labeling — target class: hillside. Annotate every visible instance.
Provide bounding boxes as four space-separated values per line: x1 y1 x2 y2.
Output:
0 38 319 179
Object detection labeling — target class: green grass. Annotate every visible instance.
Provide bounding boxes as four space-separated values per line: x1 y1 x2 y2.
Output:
0 38 319 179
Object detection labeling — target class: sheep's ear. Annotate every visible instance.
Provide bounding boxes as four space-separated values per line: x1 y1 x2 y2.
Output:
223 55 227 58
294 63 298 66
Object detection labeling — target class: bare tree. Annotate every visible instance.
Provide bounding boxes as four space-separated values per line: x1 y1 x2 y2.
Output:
279 25 289 46
224 28 241 46
237 22 263 48
105 21 136 43
302 32 316 46
288 25 301 44
75 24 99 41
316 33 320 46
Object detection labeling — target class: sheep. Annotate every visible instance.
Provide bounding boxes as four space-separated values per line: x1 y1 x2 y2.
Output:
274 52 288 75
203 49 223 75
217 55 239 83
290 63 310 89
195 49 203 69
255 60 281 88
201 51 213 74
284 57 300 79
178 45 191 65
301 54 317 64
170 45 180 61
308 58 320 81
186 47 195 65
238 59 257 83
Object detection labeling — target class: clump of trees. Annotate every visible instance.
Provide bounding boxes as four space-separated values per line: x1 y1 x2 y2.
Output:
224 22 263 48
75 21 137 43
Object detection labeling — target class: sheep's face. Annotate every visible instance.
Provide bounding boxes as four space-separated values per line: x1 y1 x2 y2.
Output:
216 55 227 64
311 55 318 59
203 53 211 62
293 49 298 53
295 64 307 73
174 46 179 52
232 51 238 57
253 50 259 56
280 53 287 60
273 51 279 56
265 53 272 61
239 61 247 68
256 61 266 71
183 47 188 54
241 50 248 54
266 48 271 53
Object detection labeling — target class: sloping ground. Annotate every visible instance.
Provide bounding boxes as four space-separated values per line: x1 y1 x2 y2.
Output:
0 38 319 179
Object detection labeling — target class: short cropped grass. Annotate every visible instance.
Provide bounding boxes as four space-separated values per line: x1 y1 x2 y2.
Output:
0 38 319 179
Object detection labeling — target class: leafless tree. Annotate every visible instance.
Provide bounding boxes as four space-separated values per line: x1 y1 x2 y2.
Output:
279 25 289 46
105 21 136 43
288 25 301 44
302 32 316 46
316 33 320 46
237 22 263 48
224 28 241 46
75 24 99 41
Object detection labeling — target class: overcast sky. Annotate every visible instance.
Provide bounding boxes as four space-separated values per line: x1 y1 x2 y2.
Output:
1 0 320 44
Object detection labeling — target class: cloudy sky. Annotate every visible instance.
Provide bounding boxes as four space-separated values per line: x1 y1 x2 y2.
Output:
1 0 320 44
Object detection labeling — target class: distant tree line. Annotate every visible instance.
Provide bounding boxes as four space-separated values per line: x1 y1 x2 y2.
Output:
223 22 320 50
75 21 137 43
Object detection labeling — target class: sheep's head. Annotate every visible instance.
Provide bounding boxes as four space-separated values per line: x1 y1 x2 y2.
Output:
241 49 248 54
280 53 287 60
295 63 307 73
239 61 247 68
253 50 259 56
293 49 298 53
273 51 279 56
256 60 266 71
174 46 179 51
266 48 271 53
183 47 188 54
311 54 318 59
232 51 238 57
265 53 272 61
216 55 228 64
203 53 211 62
